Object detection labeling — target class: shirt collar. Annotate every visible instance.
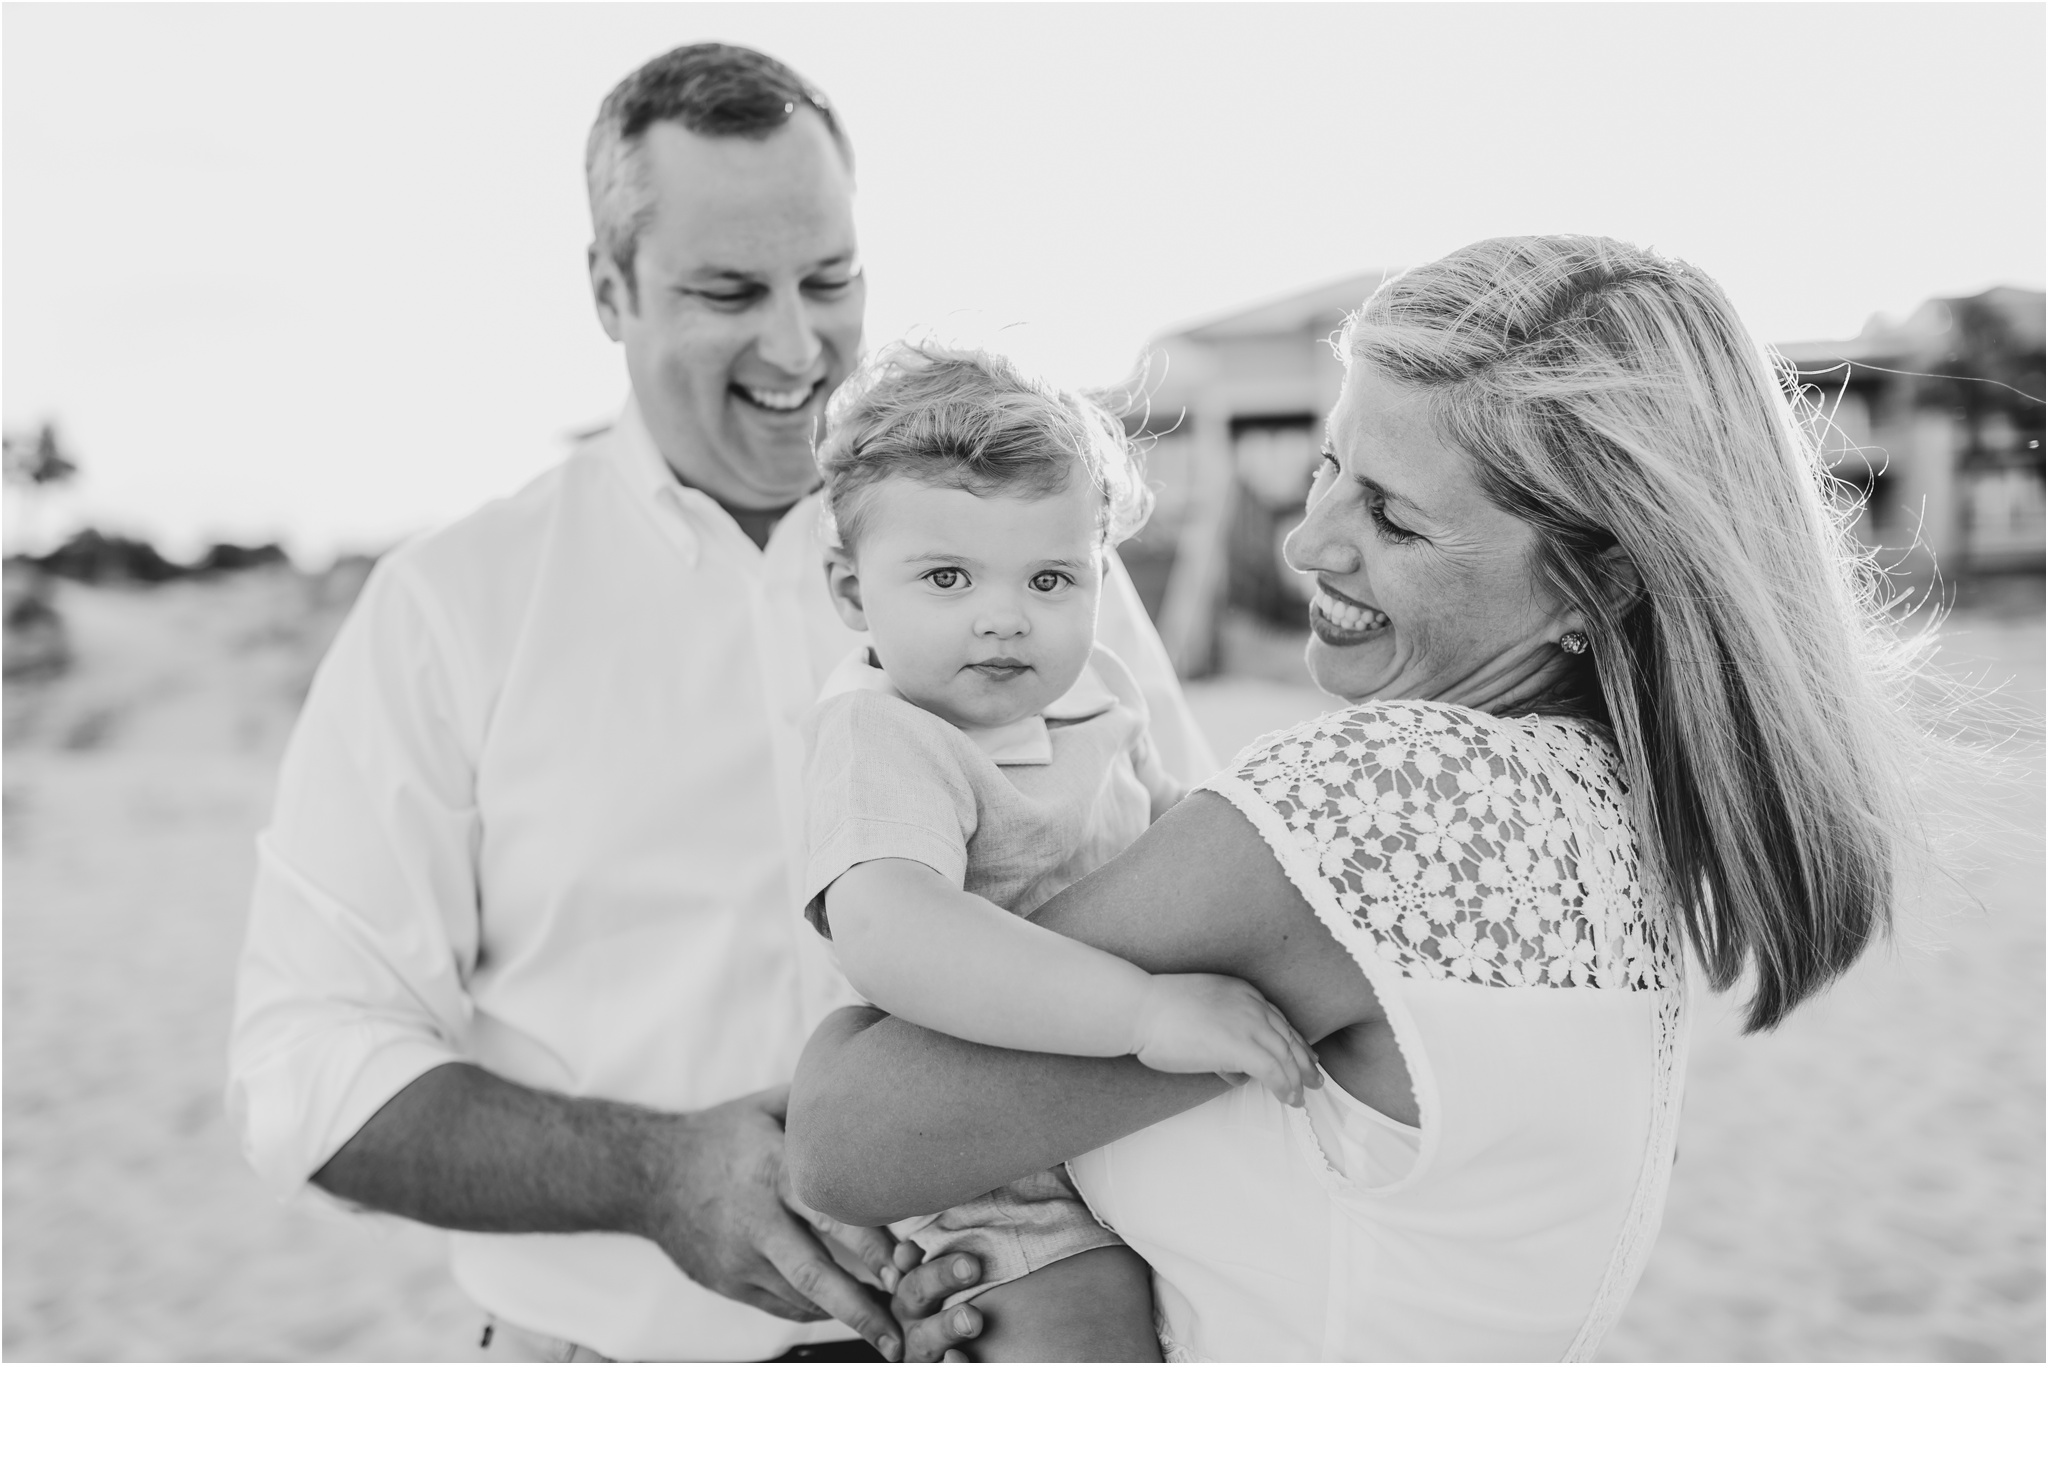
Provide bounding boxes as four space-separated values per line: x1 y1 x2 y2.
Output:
603 395 698 567
816 648 1120 767
607 393 828 568
610 394 683 504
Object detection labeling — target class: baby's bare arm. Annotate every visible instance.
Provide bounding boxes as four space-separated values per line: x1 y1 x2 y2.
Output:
829 859 1317 1102
826 859 1157 1056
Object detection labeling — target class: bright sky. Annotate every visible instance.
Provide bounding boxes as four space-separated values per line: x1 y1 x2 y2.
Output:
4 1 2043 562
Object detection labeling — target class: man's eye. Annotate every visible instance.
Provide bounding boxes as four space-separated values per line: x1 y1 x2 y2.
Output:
804 277 855 296
1029 571 1069 593
692 288 760 308
926 568 965 590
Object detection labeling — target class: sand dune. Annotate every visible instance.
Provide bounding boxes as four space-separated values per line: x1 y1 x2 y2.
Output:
3 571 2040 1360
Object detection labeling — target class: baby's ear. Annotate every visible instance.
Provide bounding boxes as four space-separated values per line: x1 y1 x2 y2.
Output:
823 547 868 632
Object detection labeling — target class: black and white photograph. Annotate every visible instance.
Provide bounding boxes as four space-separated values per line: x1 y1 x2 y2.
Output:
3 0 2042 1425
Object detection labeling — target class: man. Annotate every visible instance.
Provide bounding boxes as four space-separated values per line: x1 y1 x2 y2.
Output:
227 43 1211 1362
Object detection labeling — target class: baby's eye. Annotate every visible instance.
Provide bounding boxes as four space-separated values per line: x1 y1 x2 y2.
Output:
1028 571 1070 594
925 567 966 590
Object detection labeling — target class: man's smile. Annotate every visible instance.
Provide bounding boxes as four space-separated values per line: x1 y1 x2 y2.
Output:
732 380 823 415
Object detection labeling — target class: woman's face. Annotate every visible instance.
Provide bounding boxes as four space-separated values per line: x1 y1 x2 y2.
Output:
1285 368 1576 708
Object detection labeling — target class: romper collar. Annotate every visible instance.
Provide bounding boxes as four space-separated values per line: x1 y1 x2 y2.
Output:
816 647 1119 767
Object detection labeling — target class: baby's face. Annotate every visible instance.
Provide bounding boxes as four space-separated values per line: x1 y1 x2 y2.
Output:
827 469 1104 730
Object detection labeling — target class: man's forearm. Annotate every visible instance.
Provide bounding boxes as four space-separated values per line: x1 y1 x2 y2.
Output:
311 1062 669 1237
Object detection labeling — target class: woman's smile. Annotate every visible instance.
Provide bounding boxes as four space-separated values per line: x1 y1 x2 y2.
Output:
1308 580 1392 646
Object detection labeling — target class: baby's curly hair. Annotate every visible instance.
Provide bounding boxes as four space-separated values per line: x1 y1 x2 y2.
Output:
818 340 1152 551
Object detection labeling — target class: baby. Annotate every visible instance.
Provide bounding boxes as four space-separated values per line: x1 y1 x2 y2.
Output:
799 342 1319 1360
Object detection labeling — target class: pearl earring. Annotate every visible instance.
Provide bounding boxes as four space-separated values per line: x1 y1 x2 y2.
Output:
1558 631 1590 656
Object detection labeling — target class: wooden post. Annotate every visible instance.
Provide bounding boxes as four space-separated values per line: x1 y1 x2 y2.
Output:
1906 406 1961 577
1157 390 1236 679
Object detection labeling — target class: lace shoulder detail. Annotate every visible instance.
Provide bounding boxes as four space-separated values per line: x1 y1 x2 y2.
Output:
1212 701 1678 992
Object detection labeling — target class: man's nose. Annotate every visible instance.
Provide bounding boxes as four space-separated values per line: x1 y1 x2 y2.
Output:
757 287 823 376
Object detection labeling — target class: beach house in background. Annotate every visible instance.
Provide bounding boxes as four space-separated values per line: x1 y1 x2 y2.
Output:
1779 286 2046 581
1126 276 2047 678
1116 271 1393 678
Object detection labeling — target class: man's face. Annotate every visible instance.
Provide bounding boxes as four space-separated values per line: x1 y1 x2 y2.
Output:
590 110 865 512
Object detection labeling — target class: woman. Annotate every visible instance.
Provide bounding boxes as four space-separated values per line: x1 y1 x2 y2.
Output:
787 235 1928 1361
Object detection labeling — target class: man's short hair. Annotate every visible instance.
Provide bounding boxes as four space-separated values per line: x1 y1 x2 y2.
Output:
819 341 1154 552
586 43 854 303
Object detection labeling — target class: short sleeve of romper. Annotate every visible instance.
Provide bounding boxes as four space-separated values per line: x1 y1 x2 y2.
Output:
799 690 982 938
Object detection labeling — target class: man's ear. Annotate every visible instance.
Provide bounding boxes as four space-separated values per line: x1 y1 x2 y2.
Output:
588 243 631 343
823 548 868 633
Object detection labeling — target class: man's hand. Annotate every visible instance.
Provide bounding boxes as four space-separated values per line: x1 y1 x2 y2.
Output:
635 1084 908 1360
1130 972 1322 1107
887 1240 987 1362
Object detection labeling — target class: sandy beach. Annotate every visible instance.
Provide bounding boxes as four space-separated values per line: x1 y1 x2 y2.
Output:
4 569 2041 1361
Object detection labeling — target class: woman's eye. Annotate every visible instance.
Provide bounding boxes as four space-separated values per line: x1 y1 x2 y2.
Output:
1369 495 1422 545
926 568 965 590
1308 450 1340 501
1029 571 1069 593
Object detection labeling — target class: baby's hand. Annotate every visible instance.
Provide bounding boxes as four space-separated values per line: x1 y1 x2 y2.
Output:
1128 973 1323 1107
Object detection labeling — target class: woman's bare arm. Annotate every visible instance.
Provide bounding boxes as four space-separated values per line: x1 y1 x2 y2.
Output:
787 791 1387 1224
787 1007 1222 1225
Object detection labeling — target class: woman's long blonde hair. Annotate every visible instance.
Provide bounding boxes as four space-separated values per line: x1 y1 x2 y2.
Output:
1343 235 1930 1030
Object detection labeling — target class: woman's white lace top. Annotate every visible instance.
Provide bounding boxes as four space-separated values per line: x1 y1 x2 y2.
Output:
1068 701 1691 1361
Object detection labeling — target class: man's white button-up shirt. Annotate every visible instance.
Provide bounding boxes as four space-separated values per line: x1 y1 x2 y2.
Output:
226 396 1214 1361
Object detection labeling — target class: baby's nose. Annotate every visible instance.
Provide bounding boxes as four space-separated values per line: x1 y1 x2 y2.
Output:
974 606 1030 637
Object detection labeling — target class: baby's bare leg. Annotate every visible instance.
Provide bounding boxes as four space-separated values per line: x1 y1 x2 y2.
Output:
964 1245 1162 1361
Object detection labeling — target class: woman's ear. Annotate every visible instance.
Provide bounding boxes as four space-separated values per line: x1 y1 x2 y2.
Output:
823 548 868 633
1593 542 1645 619
1554 542 1643 641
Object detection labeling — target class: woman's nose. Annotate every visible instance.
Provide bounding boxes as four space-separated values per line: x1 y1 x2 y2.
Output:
757 286 823 376
1283 494 1360 577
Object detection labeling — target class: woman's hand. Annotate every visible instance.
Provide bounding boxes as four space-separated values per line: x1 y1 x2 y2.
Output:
1130 973 1323 1107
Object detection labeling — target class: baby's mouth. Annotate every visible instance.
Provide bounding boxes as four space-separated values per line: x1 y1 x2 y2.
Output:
967 658 1032 681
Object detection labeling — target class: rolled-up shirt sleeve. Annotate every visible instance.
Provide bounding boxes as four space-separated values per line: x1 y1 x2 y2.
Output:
227 552 485 1204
